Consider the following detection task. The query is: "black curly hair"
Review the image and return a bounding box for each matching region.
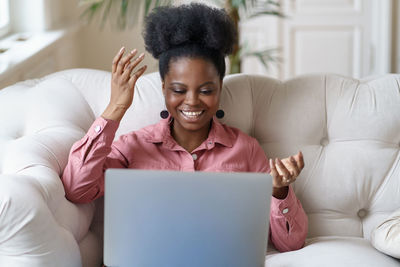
[143,3,237,81]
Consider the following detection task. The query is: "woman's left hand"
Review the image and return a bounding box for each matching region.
[269,151,304,189]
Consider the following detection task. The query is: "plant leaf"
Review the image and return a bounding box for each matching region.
[249,10,285,19]
[266,0,281,7]
[80,1,104,25]
[243,47,282,71]
[79,0,103,6]
[232,0,247,10]
[210,0,224,7]
[100,0,112,29]
[145,0,153,16]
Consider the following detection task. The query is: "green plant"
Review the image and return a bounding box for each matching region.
[218,0,284,73]
[79,0,284,74]
[79,0,172,29]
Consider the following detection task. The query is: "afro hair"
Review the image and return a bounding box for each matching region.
[143,3,236,58]
[142,3,237,80]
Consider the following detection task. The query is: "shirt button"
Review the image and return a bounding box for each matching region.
[192,154,198,160]
[94,125,101,133]
[282,208,289,214]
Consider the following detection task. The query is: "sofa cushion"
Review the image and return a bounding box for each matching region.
[371,209,400,259]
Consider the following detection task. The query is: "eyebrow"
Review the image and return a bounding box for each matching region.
[170,81,215,88]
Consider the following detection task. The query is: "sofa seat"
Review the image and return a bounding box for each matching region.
[267,236,399,266]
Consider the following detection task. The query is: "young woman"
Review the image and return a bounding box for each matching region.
[62,3,308,252]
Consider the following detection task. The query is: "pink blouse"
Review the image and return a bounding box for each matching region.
[61,116,308,252]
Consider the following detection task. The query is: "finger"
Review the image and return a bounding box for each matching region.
[269,159,279,177]
[122,52,145,80]
[112,47,125,73]
[276,158,291,179]
[274,158,285,177]
[281,157,294,175]
[121,62,133,82]
[121,49,138,72]
[282,157,296,177]
[123,50,139,71]
[288,156,300,177]
[128,65,147,85]
[296,151,305,169]
[121,52,144,81]
[117,49,138,75]
[281,157,290,166]
[269,159,285,187]
[129,52,145,71]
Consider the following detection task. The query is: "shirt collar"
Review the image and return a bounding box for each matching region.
[146,115,234,149]
[207,116,234,148]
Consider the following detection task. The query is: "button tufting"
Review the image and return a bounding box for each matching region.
[13,131,22,139]
[357,209,367,218]
[320,138,329,146]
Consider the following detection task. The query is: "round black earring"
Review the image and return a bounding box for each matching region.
[160,110,169,119]
[216,109,225,119]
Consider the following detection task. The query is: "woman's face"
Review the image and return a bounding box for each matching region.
[162,57,222,134]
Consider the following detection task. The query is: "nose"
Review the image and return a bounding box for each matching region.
[184,91,200,105]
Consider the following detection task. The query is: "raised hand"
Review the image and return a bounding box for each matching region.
[269,151,304,189]
[102,47,147,122]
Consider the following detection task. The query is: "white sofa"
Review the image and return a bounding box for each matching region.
[0,68,399,267]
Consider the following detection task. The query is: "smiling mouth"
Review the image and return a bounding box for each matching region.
[180,110,204,119]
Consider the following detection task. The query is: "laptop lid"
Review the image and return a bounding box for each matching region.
[104,169,272,267]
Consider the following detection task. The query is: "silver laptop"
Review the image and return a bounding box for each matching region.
[104,169,272,267]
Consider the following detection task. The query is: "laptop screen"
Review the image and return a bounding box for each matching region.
[104,169,272,267]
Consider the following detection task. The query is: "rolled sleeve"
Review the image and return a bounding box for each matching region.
[269,185,308,252]
[62,117,127,203]
[87,117,119,143]
[270,185,298,216]
[246,139,308,252]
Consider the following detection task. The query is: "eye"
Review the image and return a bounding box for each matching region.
[170,88,186,94]
[200,89,213,95]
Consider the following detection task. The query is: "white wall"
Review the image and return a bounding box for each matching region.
[1,0,158,89]
[9,0,47,32]
[54,0,158,73]
[9,0,80,31]
[2,0,399,89]
[77,23,158,73]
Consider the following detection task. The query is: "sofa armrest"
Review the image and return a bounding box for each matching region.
[0,174,91,266]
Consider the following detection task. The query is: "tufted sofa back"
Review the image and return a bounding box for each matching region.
[1,68,399,247]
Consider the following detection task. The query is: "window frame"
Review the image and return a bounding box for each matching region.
[0,0,10,38]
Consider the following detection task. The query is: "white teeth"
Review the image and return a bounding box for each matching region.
[181,110,203,117]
